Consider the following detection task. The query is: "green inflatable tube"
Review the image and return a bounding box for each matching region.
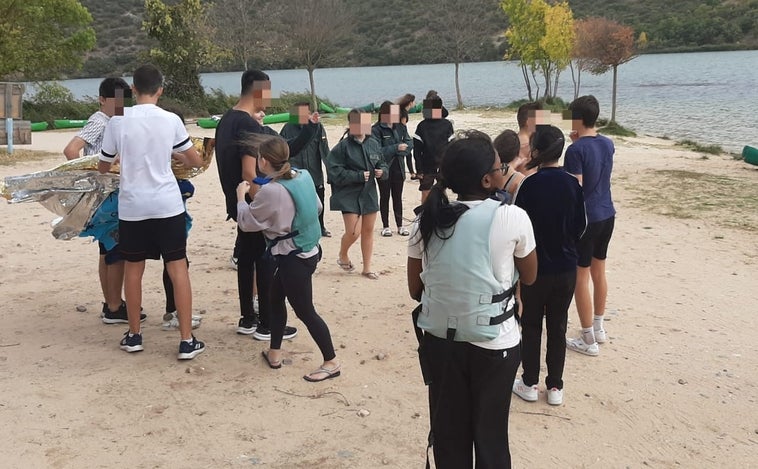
[409,102,423,113]
[54,119,88,129]
[319,102,335,113]
[197,118,219,129]
[31,122,49,132]
[335,107,351,113]
[262,112,290,124]
[743,145,758,166]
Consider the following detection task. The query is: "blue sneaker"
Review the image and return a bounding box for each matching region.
[178,336,205,360]
[120,331,143,353]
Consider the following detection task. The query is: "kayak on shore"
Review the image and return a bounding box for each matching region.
[54,119,88,129]
[743,145,758,166]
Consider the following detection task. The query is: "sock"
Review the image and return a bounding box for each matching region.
[593,315,604,331]
[182,338,193,344]
[581,327,596,345]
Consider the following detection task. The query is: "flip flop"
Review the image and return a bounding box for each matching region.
[361,272,379,280]
[261,350,282,369]
[303,365,341,382]
[336,259,355,272]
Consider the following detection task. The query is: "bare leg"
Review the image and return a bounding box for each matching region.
[589,258,608,317]
[574,266,593,329]
[105,261,125,312]
[339,213,361,264]
[123,260,145,334]
[421,189,430,205]
[98,254,108,303]
[360,212,377,273]
[165,258,193,340]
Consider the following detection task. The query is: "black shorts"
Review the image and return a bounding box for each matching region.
[419,172,438,191]
[118,213,187,263]
[98,242,122,265]
[576,216,615,267]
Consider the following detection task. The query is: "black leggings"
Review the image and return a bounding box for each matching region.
[269,251,335,361]
[378,174,405,228]
[424,334,520,468]
[235,228,275,328]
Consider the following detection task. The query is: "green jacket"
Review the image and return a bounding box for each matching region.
[280,123,329,188]
[326,135,388,214]
[371,122,411,177]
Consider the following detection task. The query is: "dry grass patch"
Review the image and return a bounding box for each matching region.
[0,149,58,166]
[625,169,758,231]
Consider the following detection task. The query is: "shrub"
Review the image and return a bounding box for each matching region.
[598,121,637,137]
[676,139,723,155]
[22,82,98,125]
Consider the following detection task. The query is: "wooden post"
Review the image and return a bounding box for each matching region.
[0,83,26,154]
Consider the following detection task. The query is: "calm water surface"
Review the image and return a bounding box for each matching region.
[39,50,758,153]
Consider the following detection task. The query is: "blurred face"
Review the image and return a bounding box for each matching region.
[380,104,400,124]
[349,112,372,137]
[252,81,272,111]
[100,88,128,117]
[289,104,310,124]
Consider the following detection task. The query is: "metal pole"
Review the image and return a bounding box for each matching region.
[5,118,12,154]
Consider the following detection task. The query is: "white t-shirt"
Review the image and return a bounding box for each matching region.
[408,199,536,350]
[99,104,193,221]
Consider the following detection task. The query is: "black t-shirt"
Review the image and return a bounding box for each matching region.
[215,109,263,220]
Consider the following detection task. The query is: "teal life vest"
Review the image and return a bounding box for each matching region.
[270,169,321,255]
[418,198,516,342]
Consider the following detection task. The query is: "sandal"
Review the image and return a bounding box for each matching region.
[336,259,355,272]
[361,272,379,280]
[381,227,393,237]
[398,226,410,236]
[303,365,341,382]
[261,350,282,369]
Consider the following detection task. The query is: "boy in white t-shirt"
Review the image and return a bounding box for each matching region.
[98,64,205,360]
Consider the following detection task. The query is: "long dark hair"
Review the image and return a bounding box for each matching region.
[418,130,497,253]
[526,125,565,169]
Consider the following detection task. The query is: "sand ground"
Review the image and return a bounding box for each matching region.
[1,110,756,468]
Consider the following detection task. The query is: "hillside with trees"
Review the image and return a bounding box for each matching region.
[12,0,758,80]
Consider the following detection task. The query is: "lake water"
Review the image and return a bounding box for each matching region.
[36,50,758,153]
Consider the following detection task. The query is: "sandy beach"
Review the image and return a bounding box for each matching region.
[1,110,756,468]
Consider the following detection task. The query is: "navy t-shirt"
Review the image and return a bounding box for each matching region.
[515,167,586,275]
[564,135,616,223]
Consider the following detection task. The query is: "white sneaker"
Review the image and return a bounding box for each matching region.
[594,328,607,344]
[547,387,563,406]
[230,255,238,271]
[512,379,538,402]
[566,337,599,356]
[162,311,202,330]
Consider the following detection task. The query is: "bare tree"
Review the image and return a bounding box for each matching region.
[280,0,353,110]
[436,0,502,109]
[573,17,637,123]
[209,0,282,71]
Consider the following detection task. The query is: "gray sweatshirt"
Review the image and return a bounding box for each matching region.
[237,179,322,258]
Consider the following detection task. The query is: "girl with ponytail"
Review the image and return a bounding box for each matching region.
[236,134,340,382]
[512,125,586,406]
[407,130,538,468]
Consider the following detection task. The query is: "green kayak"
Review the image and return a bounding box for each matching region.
[54,119,88,129]
[743,145,758,166]
[31,122,49,132]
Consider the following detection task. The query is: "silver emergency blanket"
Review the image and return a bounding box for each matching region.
[0,137,215,240]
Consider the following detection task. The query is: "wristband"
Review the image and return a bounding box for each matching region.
[252,176,272,186]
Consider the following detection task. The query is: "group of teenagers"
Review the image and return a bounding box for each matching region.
[65,64,616,467]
